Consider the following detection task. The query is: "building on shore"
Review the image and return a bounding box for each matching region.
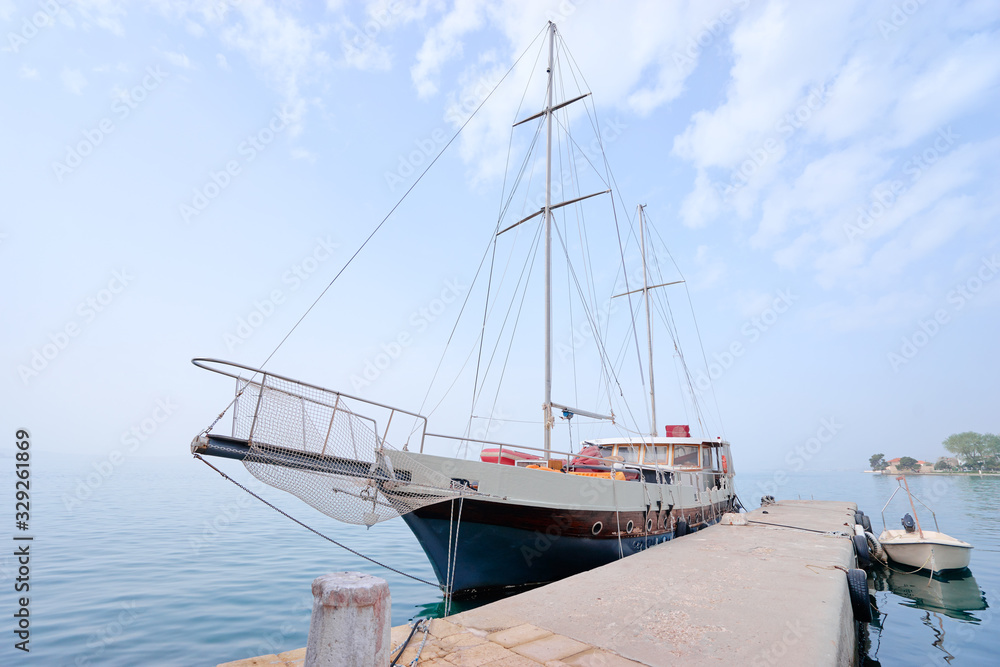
[884,457,935,474]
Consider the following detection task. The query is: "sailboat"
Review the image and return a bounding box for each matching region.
[190,22,738,598]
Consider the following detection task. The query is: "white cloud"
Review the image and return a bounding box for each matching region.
[73,0,128,36]
[337,17,393,71]
[18,66,39,80]
[216,53,230,70]
[413,1,755,187]
[890,31,1000,148]
[673,2,861,172]
[691,244,726,290]
[805,291,935,333]
[163,50,194,69]
[61,68,88,95]
[219,0,332,134]
[411,0,488,98]
[291,147,317,163]
[335,0,432,71]
[752,146,891,249]
[678,170,722,229]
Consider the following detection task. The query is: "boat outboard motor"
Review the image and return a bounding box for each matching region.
[901,513,916,533]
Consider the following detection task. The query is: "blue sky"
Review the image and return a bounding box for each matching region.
[2,0,998,475]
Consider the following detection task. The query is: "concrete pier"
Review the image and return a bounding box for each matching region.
[221,499,861,666]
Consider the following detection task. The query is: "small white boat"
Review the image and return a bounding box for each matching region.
[878,476,973,573]
[878,529,972,572]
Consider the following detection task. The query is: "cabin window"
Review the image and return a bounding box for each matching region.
[615,444,641,463]
[646,445,670,465]
[702,446,718,470]
[673,445,699,467]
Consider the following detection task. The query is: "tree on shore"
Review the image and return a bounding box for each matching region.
[897,456,920,472]
[934,458,953,471]
[869,453,887,471]
[943,432,1000,470]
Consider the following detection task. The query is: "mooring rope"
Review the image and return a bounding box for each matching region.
[746,519,839,535]
[883,551,934,576]
[193,454,442,590]
[390,619,427,667]
[443,496,465,616]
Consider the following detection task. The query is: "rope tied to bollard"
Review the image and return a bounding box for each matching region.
[390,619,428,666]
[193,454,443,590]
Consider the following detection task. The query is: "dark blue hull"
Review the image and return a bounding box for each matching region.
[402,499,724,597]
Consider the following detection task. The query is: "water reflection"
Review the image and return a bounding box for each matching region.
[412,586,538,620]
[872,567,988,622]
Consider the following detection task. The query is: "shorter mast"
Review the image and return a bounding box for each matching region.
[639,205,656,437]
[611,207,685,438]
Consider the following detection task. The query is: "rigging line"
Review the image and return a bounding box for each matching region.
[551,218,643,432]
[413,207,507,431]
[467,120,546,426]
[650,293,696,428]
[550,114,611,189]
[444,496,465,613]
[468,37,549,426]
[653,291,709,433]
[254,23,548,375]
[567,255,579,406]
[609,297,646,374]
[192,454,442,589]
[639,219,709,433]
[560,95,631,363]
[552,93,582,409]
[414,208,503,424]
[645,213,726,439]
[419,212,541,430]
[419,316,495,429]
[546,49,604,337]
[608,188,648,405]
[484,224,546,427]
[553,66,602,342]
[470,416,544,424]
[420,123,546,440]
[553,218,617,398]
[473,219,545,411]
[444,498,456,607]
[584,117,645,382]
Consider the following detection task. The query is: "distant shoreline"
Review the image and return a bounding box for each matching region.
[862,470,1000,476]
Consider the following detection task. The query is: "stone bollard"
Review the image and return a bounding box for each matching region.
[305,572,391,667]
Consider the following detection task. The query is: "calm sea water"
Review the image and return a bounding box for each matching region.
[0,457,995,666]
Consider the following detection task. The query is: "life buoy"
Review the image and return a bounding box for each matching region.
[721,455,728,473]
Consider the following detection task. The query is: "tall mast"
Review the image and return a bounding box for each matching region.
[639,205,656,436]
[543,21,555,455]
